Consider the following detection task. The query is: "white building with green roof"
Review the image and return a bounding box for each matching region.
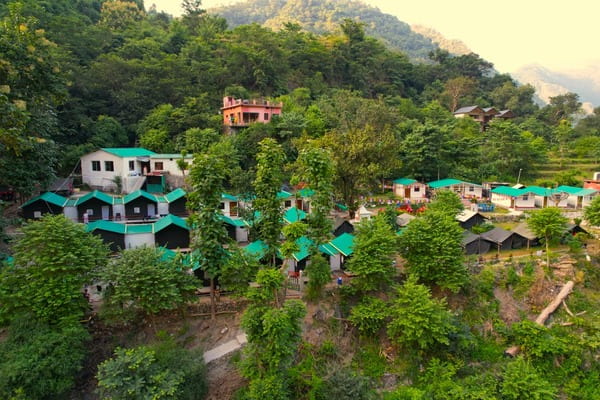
[80,148,194,193]
[392,177,427,202]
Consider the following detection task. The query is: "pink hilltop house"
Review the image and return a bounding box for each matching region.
[221,96,282,128]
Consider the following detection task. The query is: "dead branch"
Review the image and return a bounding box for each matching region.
[189,311,238,317]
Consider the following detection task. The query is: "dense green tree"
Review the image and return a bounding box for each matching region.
[501,357,557,400]
[188,141,233,319]
[527,207,567,267]
[96,340,208,400]
[253,138,286,265]
[346,215,398,292]
[399,211,467,292]
[539,92,582,126]
[387,277,457,351]
[0,317,89,400]
[98,247,198,324]
[584,196,600,227]
[0,215,107,324]
[349,297,389,336]
[426,189,464,216]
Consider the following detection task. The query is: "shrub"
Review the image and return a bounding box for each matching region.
[349,297,389,336]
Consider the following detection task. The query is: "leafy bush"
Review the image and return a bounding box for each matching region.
[349,297,389,336]
[0,318,89,400]
[96,340,207,400]
[501,357,557,400]
[388,277,457,351]
[352,344,388,379]
[319,368,377,400]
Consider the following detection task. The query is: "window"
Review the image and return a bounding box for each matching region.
[522,195,529,201]
[134,207,140,214]
[34,211,42,218]
[219,202,225,210]
[105,161,114,171]
[264,113,269,120]
[86,209,94,216]
[468,186,474,192]
[284,200,292,208]
[129,160,135,171]
[414,186,420,192]
[154,162,164,170]
[91,161,101,171]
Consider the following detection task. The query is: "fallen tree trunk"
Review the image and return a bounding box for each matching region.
[505,280,574,358]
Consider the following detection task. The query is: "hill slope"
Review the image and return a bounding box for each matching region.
[209,0,439,61]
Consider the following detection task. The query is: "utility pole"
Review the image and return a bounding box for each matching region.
[516,168,523,185]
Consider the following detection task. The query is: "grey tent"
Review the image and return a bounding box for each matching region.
[456,210,487,230]
[481,227,527,253]
[461,231,492,255]
[396,213,416,227]
[512,222,540,248]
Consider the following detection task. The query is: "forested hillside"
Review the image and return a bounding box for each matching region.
[2,0,598,202]
[210,0,438,61]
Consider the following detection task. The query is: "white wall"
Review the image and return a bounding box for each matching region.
[236,227,249,243]
[150,156,193,177]
[81,150,124,191]
[125,233,155,249]
[63,206,78,221]
[329,254,341,271]
[515,195,536,208]
[157,202,169,216]
[491,193,511,208]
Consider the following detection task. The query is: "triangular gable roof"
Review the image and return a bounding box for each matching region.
[123,190,158,204]
[454,105,483,115]
[154,214,189,232]
[330,233,355,257]
[277,190,293,200]
[100,148,156,157]
[75,190,115,206]
[456,210,487,223]
[496,109,515,118]
[297,188,315,198]
[358,205,373,216]
[283,207,307,224]
[292,236,314,262]
[85,220,127,234]
[244,240,269,260]
[393,177,418,185]
[220,214,249,227]
[21,192,68,208]
[462,230,480,246]
[221,193,238,202]
[319,243,340,257]
[164,188,187,203]
[482,107,498,115]
[481,227,514,244]
[512,222,538,241]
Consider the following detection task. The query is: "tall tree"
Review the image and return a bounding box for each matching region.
[527,208,567,267]
[346,215,398,292]
[0,215,107,324]
[253,138,286,265]
[98,247,198,324]
[399,210,467,292]
[584,196,600,227]
[188,141,233,319]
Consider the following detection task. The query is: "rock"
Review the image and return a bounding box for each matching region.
[313,309,325,322]
[220,326,229,334]
[382,373,398,389]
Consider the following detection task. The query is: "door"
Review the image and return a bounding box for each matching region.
[147,204,156,217]
[404,187,411,199]
[101,206,110,220]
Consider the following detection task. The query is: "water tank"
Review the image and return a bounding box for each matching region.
[594,172,600,181]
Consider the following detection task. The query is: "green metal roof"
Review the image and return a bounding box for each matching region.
[292,236,314,262]
[64,199,77,207]
[319,243,339,257]
[101,148,156,157]
[330,233,355,257]
[244,240,268,260]
[526,186,562,197]
[428,178,480,189]
[154,214,189,232]
[158,247,192,267]
[283,207,307,224]
[151,154,193,159]
[123,190,158,204]
[21,192,68,208]
[220,214,249,227]
[85,220,127,234]
[556,186,597,196]
[393,177,417,185]
[277,190,293,200]
[126,224,154,234]
[75,190,115,206]
[491,186,533,197]
[112,197,124,205]
[298,188,315,197]
[165,188,187,203]
[221,193,238,201]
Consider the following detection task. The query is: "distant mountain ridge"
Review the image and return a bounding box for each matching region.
[513,63,600,112]
[410,24,471,56]
[209,0,440,61]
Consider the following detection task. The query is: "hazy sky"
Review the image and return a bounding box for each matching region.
[149,0,599,73]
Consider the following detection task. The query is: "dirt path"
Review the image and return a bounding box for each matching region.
[203,333,247,363]
[493,287,523,325]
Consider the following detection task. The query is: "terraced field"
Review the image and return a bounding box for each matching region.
[534,155,599,183]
